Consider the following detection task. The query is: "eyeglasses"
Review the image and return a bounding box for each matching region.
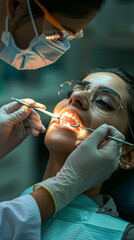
[33,0,83,41]
[58,80,134,144]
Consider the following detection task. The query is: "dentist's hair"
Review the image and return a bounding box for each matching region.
[90,68,134,144]
[30,0,105,18]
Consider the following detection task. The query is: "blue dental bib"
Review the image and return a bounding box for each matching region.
[21,186,129,240]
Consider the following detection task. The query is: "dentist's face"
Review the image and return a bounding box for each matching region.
[45,72,130,154]
[3,0,97,49]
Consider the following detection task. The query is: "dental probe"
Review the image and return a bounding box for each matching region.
[71,125,134,147]
[11,97,134,147]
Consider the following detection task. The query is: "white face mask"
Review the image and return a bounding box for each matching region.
[0,30,70,70]
[0,0,70,70]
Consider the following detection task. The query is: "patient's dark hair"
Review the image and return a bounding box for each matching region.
[90,68,134,144]
[30,0,105,18]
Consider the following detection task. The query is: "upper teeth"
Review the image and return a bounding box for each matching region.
[60,112,79,122]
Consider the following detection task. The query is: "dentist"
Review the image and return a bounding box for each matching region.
[0,1,125,240]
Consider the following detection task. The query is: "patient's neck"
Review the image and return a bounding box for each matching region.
[42,151,68,180]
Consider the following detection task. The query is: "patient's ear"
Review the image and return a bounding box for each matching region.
[119,145,134,170]
[6,0,25,19]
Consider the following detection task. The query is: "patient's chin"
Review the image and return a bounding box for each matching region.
[44,130,76,154]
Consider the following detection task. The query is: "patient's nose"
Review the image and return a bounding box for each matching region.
[68,91,90,110]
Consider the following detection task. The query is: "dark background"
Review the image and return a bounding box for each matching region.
[0,0,134,200]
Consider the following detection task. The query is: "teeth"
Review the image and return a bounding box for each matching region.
[72,116,76,120]
[68,113,73,118]
[60,120,71,128]
[54,111,86,135]
[61,121,78,131]
[60,111,80,123]
[61,113,66,117]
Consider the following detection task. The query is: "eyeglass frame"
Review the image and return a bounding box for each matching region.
[58,80,134,143]
[33,0,83,41]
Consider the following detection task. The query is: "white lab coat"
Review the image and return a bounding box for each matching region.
[0,195,41,240]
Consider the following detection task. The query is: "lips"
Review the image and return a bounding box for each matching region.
[54,109,84,132]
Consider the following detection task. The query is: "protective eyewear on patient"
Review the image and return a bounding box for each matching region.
[33,0,83,41]
[58,80,134,143]
[58,80,123,115]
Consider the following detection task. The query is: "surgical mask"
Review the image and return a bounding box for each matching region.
[0,0,70,70]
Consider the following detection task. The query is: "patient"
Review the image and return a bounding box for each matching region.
[21,68,134,239]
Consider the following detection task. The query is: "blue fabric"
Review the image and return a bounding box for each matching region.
[21,186,129,240]
[0,195,41,240]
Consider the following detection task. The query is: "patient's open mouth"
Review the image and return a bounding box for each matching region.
[54,110,83,132]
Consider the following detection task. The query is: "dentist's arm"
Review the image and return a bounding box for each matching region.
[33,124,125,215]
[0,124,124,237]
[0,195,41,240]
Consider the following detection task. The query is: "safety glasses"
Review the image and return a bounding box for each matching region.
[33,0,83,41]
[58,80,134,145]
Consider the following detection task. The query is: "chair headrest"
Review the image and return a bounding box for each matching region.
[101,168,134,223]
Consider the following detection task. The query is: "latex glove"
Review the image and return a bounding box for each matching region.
[0,99,46,159]
[34,124,125,213]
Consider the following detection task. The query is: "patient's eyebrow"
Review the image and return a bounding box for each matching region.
[83,81,121,99]
[82,80,121,100]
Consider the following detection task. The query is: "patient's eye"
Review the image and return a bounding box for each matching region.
[91,90,119,112]
[94,96,116,111]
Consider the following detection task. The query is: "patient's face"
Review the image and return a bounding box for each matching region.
[45,72,130,154]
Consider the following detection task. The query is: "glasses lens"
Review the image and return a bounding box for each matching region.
[91,89,121,115]
[58,80,86,99]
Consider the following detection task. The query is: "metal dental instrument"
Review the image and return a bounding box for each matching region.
[70,123,134,146]
[11,97,59,119]
[11,97,134,147]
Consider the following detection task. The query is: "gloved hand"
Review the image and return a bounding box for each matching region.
[0,99,46,159]
[34,124,125,213]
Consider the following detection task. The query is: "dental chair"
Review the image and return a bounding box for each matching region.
[101,168,134,223]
